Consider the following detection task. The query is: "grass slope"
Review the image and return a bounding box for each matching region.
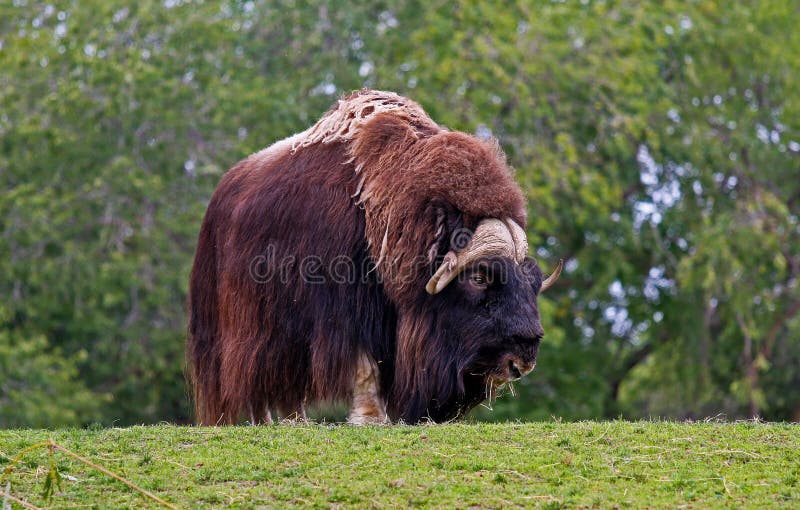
[0,422,798,509]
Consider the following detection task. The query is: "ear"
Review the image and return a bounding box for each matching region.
[423,202,465,266]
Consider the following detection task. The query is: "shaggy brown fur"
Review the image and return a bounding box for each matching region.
[187,90,535,424]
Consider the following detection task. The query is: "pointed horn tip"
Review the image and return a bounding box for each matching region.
[426,274,451,295]
[540,258,563,293]
[425,252,457,295]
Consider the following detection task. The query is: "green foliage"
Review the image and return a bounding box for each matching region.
[0,423,798,508]
[0,0,797,426]
[0,332,101,427]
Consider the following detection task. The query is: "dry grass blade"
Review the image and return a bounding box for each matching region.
[49,441,179,510]
[0,484,42,510]
[0,439,179,510]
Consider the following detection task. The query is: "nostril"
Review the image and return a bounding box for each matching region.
[512,334,543,345]
[508,359,522,379]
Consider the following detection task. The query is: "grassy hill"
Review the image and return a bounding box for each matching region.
[1,422,797,508]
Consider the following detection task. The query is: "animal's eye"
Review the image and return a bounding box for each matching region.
[470,272,489,287]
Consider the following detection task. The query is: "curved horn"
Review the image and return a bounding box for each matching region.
[425,218,525,295]
[540,259,563,293]
[504,218,528,262]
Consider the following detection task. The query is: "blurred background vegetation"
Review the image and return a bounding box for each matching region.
[1,0,798,427]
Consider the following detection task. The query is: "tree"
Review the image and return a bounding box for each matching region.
[1,0,797,426]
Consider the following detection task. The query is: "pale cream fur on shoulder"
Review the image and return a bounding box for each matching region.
[291,89,438,152]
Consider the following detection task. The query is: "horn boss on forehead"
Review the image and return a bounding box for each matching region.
[425,218,528,295]
[425,217,562,295]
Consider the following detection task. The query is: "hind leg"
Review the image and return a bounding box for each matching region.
[248,403,273,425]
[347,352,388,425]
[276,402,307,422]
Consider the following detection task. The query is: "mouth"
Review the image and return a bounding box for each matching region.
[486,357,535,384]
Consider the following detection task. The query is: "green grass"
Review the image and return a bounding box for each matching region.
[1,421,798,509]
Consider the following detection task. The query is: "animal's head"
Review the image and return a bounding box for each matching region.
[389,217,561,422]
[423,219,561,415]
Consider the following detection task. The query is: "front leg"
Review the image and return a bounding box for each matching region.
[347,352,389,424]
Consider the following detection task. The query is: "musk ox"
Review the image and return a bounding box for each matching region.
[187,89,561,425]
